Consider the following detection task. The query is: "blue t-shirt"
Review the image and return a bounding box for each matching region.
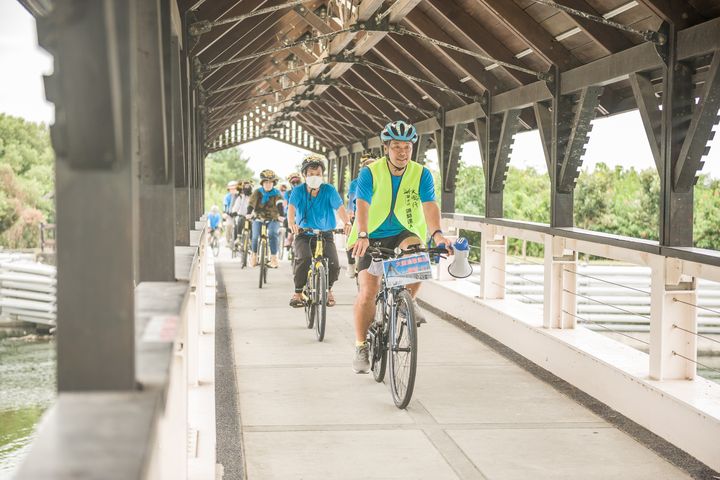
[208,212,222,229]
[355,162,435,239]
[223,193,234,213]
[347,178,358,212]
[289,183,343,232]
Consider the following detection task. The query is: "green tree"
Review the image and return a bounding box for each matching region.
[204,147,254,211]
[0,114,55,248]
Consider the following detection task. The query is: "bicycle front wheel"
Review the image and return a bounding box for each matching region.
[315,265,327,342]
[240,232,249,268]
[388,289,418,409]
[258,240,266,289]
[212,237,220,257]
[369,296,387,383]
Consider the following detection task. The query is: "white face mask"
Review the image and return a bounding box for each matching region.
[305,175,324,190]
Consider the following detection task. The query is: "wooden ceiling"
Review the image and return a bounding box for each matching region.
[180,0,720,152]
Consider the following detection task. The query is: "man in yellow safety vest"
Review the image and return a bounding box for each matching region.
[347,120,452,374]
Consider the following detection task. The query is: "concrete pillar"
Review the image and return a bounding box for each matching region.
[543,236,577,329]
[479,225,506,300]
[44,1,137,390]
[649,256,698,380]
[135,0,175,281]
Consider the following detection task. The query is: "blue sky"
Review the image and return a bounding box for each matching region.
[1,0,718,180]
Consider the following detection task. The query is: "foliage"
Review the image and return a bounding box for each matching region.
[204,147,254,211]
[440,160,720,258]
[0,114,54,249]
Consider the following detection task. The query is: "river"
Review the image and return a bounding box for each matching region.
[0,332,55,479]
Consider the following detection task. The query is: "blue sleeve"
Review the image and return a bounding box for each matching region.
[327,185,343,210]
[289,185,302,208]
[419,167,436,202]
[223,193,231,210]
[355,167,374,204]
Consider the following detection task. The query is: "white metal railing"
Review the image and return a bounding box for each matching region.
[0,255,56,327]
[145,224,209,479]
[442,213,720,381]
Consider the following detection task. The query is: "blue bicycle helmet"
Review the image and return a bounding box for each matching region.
[380,120,418,143]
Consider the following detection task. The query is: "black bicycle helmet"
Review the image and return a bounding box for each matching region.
[300,154,326,175]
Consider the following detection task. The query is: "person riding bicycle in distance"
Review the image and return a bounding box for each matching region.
[347,120,453,374]
[287,155,352,308]
[208,205,222,234]
[247,170,284,269]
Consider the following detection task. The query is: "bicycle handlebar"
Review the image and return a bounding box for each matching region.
[369,244,449,259]
[297,227,345,235]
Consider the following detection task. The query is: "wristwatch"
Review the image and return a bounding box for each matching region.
[358,231,368,239]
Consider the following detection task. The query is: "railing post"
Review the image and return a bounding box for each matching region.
[649,256,697,380]
[544,236,577,328]
[480,225,505,299]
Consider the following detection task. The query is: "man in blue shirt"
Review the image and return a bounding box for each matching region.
[345,155,377,278]
[287,155,352,308]
[348,121,452,374]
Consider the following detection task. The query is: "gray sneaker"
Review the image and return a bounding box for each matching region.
[352,343,370,374]
[412,299,427,327]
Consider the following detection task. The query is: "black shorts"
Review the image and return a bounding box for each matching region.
[356,230,419,273]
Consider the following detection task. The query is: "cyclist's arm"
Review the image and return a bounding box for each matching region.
[352,198,370,257]
[287,204,299,234]
[336,205,351,235]
[422,201,452,252]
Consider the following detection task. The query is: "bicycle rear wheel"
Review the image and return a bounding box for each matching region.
[369,297,387,383]
[315,265,327,342]
[388,289,418,409]
[258,239,266,289]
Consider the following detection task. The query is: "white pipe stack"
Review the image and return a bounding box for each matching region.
[0,254,57,326]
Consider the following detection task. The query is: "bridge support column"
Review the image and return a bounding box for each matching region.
[39,1,137,390]
[543,236,577,329]
[135,0,176,281]
[649,257,698,380]
[172,35,190,246]
[479,225,506,299]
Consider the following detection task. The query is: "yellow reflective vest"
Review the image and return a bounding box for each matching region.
[347,157,427,247]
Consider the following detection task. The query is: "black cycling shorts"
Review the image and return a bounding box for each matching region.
[355,230,420,273]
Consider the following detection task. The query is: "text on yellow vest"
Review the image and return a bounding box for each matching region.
[347,157,427,248]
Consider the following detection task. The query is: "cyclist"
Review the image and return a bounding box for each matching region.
[223,180,239,244]
[345,154,377,278]
[208,205,222,234]
[347,121,452,374]
[247,170,284,269]
[283,172,303,254]
[287,155,352,308]
[231,180,253,245]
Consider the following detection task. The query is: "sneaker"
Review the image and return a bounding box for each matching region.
[269,255,279,268]
[352,343,370,374]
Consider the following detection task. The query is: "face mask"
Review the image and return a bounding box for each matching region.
[306,176,323,190]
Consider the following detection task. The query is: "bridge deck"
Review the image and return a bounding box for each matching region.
[217,255,691,480]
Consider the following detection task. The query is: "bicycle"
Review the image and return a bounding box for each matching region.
[209,228,221,257]
[366,244,448,409]
[300,228,343,342]
[256,219,272,289]
[237,216,251,268]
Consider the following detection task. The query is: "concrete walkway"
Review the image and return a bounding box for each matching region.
[218,256,692,480]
